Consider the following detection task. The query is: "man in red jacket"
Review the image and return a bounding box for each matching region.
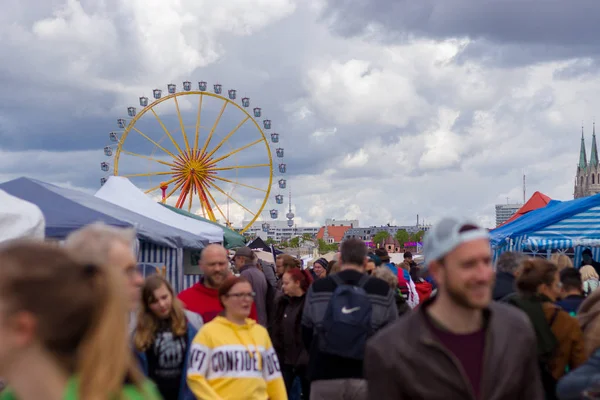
[178,244,258,323]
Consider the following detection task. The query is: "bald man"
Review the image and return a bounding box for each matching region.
[178,244,258,323]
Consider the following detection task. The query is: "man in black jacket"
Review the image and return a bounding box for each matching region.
[492,251,524,301]
[302,238,397,400]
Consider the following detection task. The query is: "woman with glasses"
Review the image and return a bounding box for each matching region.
[187,276,287,400]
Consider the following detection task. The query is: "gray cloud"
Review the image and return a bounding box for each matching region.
[2,0,599,230]
[320,0,600,65]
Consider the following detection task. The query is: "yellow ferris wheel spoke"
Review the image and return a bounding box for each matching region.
[131,127,178,159]
[202,116,250,161]
[205,179,256,216]
[199,178,229,224]
[193,94,203,152]
[122,171,174,178]
[144,175,179,194]
[209,163,270,172]
[174,96,191,154]
[199,101,228,156]
[121,150,177,168]
[207,138,263,166]
[211,175,267,193]
[150,108,184,155]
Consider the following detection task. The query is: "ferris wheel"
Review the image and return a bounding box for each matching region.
[100,81,288,233]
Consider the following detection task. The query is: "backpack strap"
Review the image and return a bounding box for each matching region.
[331,273,344,286]
[357,274,370,288]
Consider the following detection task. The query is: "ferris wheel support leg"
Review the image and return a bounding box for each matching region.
[192,176,216,222]
[175,177,192,209]
[196,175,226,223]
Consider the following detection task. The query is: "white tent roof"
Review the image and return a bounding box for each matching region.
[95,177,223,243]
[0,189,45,242]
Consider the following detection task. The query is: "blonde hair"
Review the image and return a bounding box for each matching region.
[134,275,187,352]
[372,267,398,290]
[0,240,144,400]
[328,260,341,275]
[581,265,599,281]
[64,222,136,266]
[550,253,573,271]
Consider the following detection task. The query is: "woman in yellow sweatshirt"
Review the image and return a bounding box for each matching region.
[187,276,288,400]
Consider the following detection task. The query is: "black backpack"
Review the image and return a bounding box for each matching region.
[317,274,373,360]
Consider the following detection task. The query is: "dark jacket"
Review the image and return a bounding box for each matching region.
[556,295,586,316]
[557,348,600,400]
[240,264,268,327]
[395,290,410,317]
[364,297,544,400]
[301,268,397,382]
[492,271,516,301]
[272,294,309,368]
[136,323,197,400]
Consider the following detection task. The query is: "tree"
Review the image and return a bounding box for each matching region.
[302,233,313,241]
[265,237,275,245]
[289,237,301,248]
[372,231,390,247]
[411,230,426,242]
[395,229,410,247]
[279,240,289,248]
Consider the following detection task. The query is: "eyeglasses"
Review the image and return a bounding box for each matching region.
[226,292,256,300]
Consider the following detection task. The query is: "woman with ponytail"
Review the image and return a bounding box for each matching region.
[0,240,160,400]
[134,274,197,400]
[505,257,586,399]
[272,268,313,399]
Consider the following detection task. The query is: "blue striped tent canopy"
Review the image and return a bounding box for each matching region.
[491,192,600,252]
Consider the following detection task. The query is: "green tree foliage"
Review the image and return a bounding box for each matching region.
[318,239,338,254]
[372,231,390,246]
[289,237,301,248]
[395,229,410,247]
[265,237,276,245]
[411,230,426,242]
[302,233,313,241]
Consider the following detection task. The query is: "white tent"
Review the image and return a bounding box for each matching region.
[95,177,223,244]
[0,189,45,242]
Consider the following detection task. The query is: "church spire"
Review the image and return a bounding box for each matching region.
[580,125,588,169]
[591,122,599,167]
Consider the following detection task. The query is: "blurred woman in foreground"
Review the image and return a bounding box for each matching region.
[0,241,159,400]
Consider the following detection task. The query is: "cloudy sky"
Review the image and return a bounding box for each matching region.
[1,0,599,230]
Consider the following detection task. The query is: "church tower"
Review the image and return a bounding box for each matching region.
[574,123,600,198]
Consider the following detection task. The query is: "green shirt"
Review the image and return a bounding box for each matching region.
[0,377,163,400]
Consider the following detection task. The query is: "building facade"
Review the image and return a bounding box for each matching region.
[574,124,600,199]
[343,224,431,242]
[495,204,522,227]
[325,218,359,228]
[242,220,319,242]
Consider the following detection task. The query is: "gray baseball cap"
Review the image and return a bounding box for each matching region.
[423,217,489,267]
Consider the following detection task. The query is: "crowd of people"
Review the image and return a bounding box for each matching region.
[4,217,600,399]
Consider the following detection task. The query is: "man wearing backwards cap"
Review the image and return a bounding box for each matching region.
[364,217,543,400]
